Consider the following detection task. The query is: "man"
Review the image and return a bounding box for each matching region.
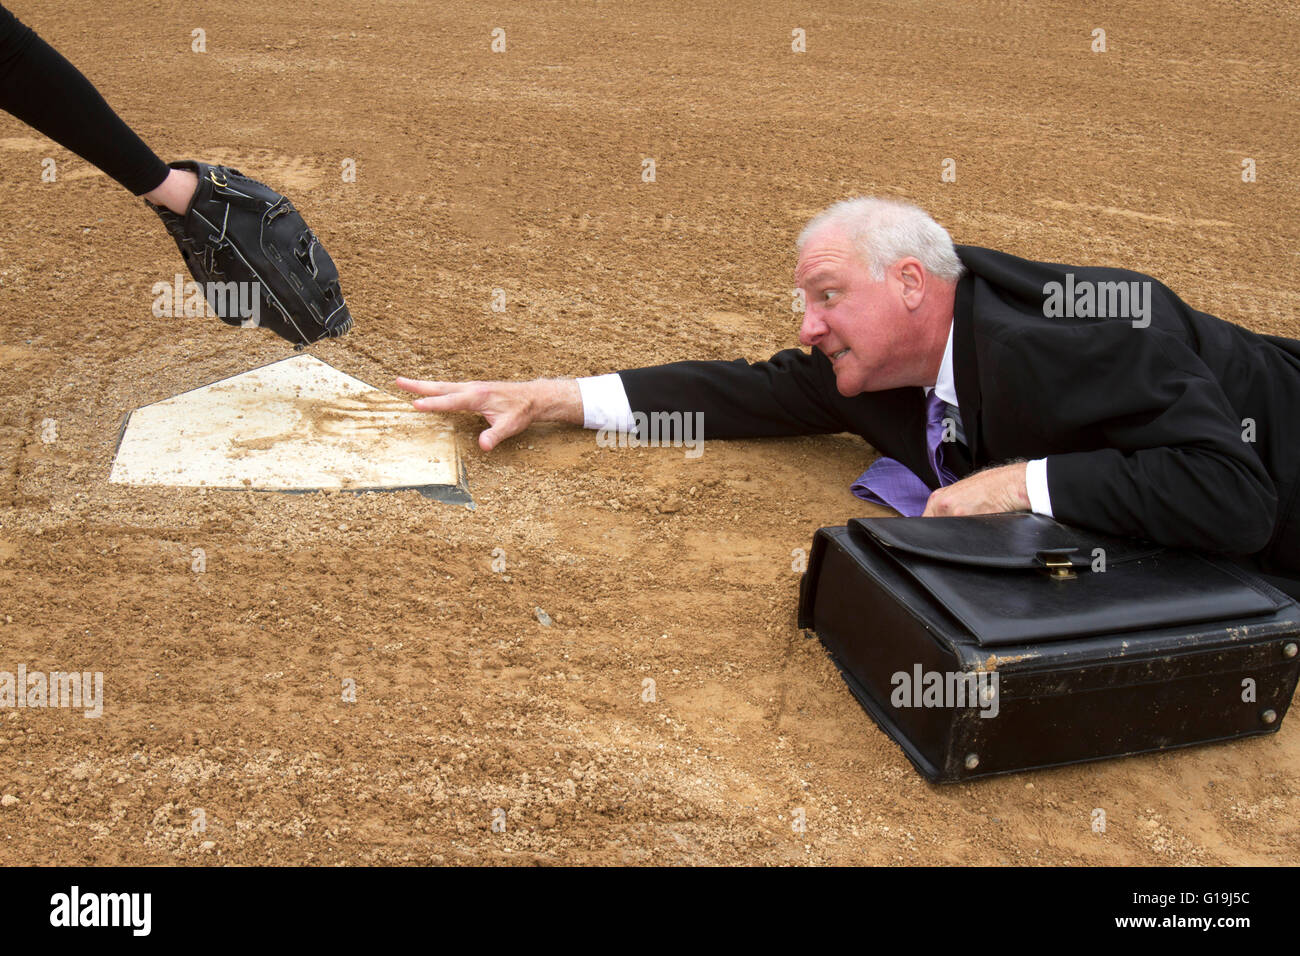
[395,197,1300,595]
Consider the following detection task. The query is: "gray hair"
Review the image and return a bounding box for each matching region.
[796,197,965,282]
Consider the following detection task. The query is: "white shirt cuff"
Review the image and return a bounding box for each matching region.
[577,373,637,433]
[1025,458,1054,517]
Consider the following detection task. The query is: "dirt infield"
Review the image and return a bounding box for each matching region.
[1,0,1297,865]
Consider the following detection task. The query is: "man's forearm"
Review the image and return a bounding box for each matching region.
[528,378,585,425]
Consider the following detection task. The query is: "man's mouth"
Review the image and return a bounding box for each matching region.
[831,347,850,363]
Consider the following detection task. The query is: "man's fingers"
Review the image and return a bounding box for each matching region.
[409,390,490,413]
[393,377,446,396]
[922,489,951,517]
[479,414,527,452]
[393,377,482,398]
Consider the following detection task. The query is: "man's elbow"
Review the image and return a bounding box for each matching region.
[1225,510,1277,557]
[1202,472,1278,555]
[1211,512,1276,556]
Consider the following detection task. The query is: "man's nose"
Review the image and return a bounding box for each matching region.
[799,305,827,347]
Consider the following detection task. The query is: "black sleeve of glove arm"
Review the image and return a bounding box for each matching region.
[0,3,169,195]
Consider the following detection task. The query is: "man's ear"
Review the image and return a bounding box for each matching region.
[896,258,926,310]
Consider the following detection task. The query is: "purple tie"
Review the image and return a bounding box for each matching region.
[851,391,959,516]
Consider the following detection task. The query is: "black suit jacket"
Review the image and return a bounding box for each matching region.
[618,245,1300,575]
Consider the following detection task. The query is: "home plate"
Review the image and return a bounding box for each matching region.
[110,354,471,503]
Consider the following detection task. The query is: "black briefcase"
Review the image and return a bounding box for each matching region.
[797,514,1300,782]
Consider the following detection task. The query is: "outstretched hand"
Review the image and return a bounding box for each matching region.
[393,377,583,452]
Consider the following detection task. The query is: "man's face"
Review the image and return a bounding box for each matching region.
[796,227,915,396]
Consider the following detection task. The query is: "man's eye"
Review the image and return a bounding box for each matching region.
[823,290,837,301]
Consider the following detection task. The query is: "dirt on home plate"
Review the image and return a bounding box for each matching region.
[0,0,1297,865]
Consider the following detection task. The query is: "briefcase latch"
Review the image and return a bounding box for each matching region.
[1036,549,1079,581]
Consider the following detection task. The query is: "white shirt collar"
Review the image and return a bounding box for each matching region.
[923,318,958,407]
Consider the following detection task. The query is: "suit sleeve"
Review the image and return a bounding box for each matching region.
[617,348,853,439]
[1002,323,1279,554]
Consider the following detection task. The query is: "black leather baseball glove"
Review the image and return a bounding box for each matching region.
[146,160,353,345]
